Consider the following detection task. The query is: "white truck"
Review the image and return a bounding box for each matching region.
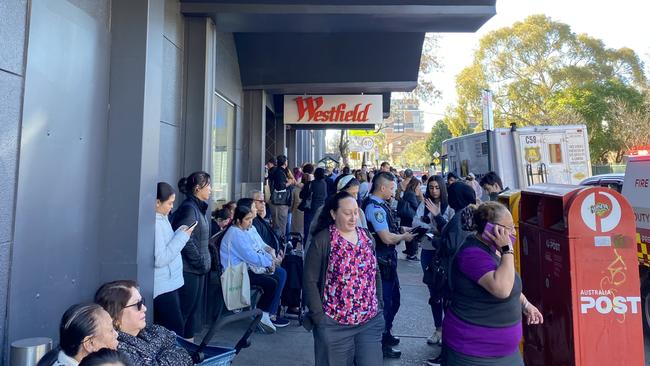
[442,124,592,189]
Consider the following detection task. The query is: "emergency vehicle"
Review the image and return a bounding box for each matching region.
[621,155,650,334]
[442,125,592,189]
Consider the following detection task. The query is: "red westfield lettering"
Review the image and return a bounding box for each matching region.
[294,96,372,123]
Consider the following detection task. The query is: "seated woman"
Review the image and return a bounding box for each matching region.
[38,303,118,366]
[219,201,286,333]
[94,280,193,366]
[78,349,132,366]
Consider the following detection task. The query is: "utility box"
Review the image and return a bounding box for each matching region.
[520,184,644,366]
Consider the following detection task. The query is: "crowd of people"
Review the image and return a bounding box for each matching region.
[38,153,541,366]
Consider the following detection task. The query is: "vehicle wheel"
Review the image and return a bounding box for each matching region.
[641,277,650,336]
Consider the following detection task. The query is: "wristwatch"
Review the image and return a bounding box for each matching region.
[500,245,514,255]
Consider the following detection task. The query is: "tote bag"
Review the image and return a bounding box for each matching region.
[221,240,251,310]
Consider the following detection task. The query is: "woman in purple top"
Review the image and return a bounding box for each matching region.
[440,202,543,366]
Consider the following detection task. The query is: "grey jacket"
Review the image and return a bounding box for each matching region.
[118,325,193,366]
[302,228,383,330]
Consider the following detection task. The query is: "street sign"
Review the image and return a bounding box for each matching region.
[433,151,440,158]
[361,137,375,151]
[481,89,494,131]
[433,158,440,165]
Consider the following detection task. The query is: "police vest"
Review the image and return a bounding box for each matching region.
[362,197,399,251]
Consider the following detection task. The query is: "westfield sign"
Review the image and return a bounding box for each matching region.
[284,95,382,126]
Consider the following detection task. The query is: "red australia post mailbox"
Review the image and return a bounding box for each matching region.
[520,184,644,366]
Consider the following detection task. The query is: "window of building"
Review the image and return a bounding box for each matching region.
[211,93,235,203]
[549,143,563,163]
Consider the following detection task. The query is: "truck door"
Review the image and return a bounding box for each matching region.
[518,133,545,186]
[540,132,571,184]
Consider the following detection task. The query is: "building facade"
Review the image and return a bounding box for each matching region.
[0,0,495,360]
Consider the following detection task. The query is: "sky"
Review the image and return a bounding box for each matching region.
[420,0,650,130]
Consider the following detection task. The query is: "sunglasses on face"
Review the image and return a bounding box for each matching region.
[124,298,145,311]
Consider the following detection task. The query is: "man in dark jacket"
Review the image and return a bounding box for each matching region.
[251,190,281,252]
[268,155,294,238]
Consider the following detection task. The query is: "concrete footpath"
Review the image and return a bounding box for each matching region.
[204,243,441,366]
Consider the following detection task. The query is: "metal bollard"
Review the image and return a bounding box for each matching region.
[10,338,52,366]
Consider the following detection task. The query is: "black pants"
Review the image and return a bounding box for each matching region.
[404,240,418,256]
[248,271,279,313]
[179,272,207,338]
[154,289,184,336]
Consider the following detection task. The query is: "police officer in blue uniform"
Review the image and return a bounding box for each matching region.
[364,171,416,359]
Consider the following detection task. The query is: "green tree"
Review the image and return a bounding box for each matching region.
[398,140,429,169]
[446,14,647,161]
[426,120,452,158]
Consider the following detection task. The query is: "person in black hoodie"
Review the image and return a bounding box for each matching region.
[398,177,424,260]
[301,167,328,241]
[171,171,212,340]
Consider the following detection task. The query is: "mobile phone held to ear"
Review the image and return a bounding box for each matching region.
[482,222,516,247]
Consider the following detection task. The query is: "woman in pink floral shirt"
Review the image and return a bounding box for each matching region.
[303,191,384,366]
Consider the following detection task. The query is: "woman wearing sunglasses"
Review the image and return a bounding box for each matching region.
[94,280,193,366]
[437,201,543,366]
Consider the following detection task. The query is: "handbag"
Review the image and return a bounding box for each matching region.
[297,192,312,212]
[271,189,291,206]
[422,252,447,292]
[221,239,251,310]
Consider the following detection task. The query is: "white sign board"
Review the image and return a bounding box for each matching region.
[361,137,375,151]
[284,95,382,125]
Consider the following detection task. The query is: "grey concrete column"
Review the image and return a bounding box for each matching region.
[286,126,297,168]
[100,0,164,301]
[0,1,29,360]
[241,90,266,195]
[184,17,214,175]
[272,116,286,158]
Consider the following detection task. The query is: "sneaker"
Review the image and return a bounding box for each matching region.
[406,254,419,261]
[427,329,442,345]
[259,312,276,333]
[425,354,442,366]
[271,316,290,328]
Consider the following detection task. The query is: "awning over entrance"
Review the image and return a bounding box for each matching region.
[181,0,496,116]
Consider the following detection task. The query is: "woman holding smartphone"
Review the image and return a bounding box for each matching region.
[154,182,194,336]
[413,175,454,348]
[439,201,543,366]
[171,171,212,341]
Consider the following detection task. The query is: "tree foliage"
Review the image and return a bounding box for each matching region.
[400,33,443,105]
[426,120,452,158]
[444,14,647,162]
[398,140,429,169]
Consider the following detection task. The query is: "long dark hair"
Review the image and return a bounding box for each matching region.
[94,280,138,330]
[232,198,254,226]
[425,175,448,214]
[79,348,132,366]
[310,191,355,236]
[178,171,211,197]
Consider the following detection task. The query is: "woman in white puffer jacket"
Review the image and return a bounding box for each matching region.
[154,182,194,336]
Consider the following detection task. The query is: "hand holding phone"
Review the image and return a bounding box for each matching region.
[183,221,198,233]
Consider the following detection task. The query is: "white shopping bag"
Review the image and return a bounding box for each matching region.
[221,241,251,310]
